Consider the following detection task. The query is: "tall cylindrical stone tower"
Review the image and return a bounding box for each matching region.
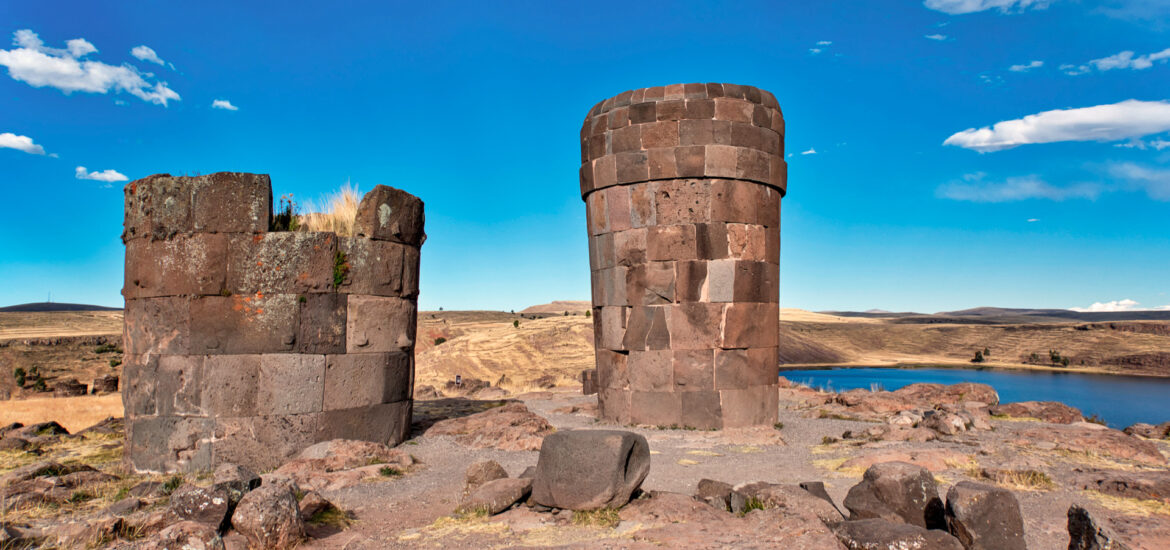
[579,83,785,429]
[121,173,424,472]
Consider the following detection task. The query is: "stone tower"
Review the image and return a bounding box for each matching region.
[579,83,785,429]
[121,172,423,472]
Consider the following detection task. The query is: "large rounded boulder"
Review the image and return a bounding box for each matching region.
[531,430,650,510]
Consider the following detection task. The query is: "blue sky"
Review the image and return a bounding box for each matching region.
[1,0,1168,313]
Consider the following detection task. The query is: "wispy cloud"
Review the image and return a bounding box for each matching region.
[943,99,1170,152]
[1027,218,1039,222]
[0,132,46,155]
[1009,60,1044,72]
[937,173,1102,202]
[1108,162,1170,200]
[801,148,817,155]
[0,29,180,106]
[1096,0,1170,27]
[924,0,1053,15]
[1090,47,1170,71]
[130,45,165,66]
[211,99,239,111]
[75,166,127,183]
[1114,138,1170,150]
[1060,63,1091,76]
[925,34,949,41]
[1070,298,1170,312]
[817,40,833,46]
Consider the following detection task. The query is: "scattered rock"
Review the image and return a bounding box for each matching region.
[1124,422,1170,440]
[840,448,969,473]
[1,460,92,486]
[169,484,232,529]
[992,401,1084,423]
[135,520,225,550]
[945,481,1026,550]
[105,497,143,517]
[128,480,165,498]
[53,517,123,548]
[733,482,844,524]
[531,429,650,510]
[414,385,442,399]
[92,374,119,394]
[52,378,87,397]
[76,416,122,436]
[459,478,533,515]
[1016,424,1166,465]
[297,491,335,522]
[696,478,733,511]
[1071,469,1170,501]
[273,439,413,491]
[471,386,511,400]
[833,518,964,550]
[0,437,30,451]
[463,460,509,499]
[232,484,305,550]
[843,461,946,529]
[425,402,555,451]
[799,481,843,515]
[856,424,938,442]
[12,422,68,439]
[1068,504,1132,550]
[212,462,260,508]
[922,411,968,435]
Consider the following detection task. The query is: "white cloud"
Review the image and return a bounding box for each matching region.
[937,173,1102,202]
[1070,299,1170,312]
[130,45,165,66]
[817,40,833,46]
[75,166,127,183]
[0,132,46,155]
[1113,138,1170,150]
[925,34,949,41]
[1108,162,1170,200]
[943,99,1170,152]
[1026,218,1039,222]
[801,148,817,155]
[1090,47,1170,71]
[211,99,238,111]
[809,48,823,55]
[925,0,1053,14]
[1009,60,1044,72]
[1060,63,1090,75]
[0,29,180,106]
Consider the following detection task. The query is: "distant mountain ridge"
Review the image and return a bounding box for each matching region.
[822,306,1170,323]
[0,302,122,313]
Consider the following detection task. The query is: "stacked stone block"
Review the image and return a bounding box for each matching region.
[580,83,785,429]
[122,173,424,472]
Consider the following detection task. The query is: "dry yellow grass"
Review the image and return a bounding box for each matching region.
[300,183,360,236]
[0,311,122,340]
[1085,491,1170,517]
[0,393,123,432]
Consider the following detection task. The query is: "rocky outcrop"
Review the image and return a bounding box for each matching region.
[273,439,413,491]
[231,484,304,549]
[425,402,555,451]
[1124,422,1170,439]
[463,460,509,499]
[1068,504,1132,550]
[1015,424,1166,465]
[459,478,533,515]
[843,462,945,530]
[531,430,650,510]
[992,401,1084,423]
[731,482,844,524]
[169,484,232,530]
[945,481,1026,550]
[1071,469,1170,501]
[833,518,964,550]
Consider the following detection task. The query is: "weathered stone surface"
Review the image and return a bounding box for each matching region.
[459,478,533,516]
[732,482,843,524]
[696,478,733,511]
[297,491,334,522]
[992,400,1084,423]
[464,460,509,499]
[189,294,298,355]
[945,481,1026,550]
[346,295,416,352]
[426,402,553,451]
[353,184,425,246]
[124,233,228,298]
[212,462,260,507]
[226,232,337,295]
[169,484,231,529]
[323,352,411,409]
[92,374,120,394]
[1071,469,1170,501]
[52,378,87,397]
[1068,504,1132,550]
[531,430,650,510]
[1015,424,1166,465]
[1124,422,1170,439]
[843,461,946,529]
[833,518,964,550]
[232,484,304,549]
[135,520,225,550]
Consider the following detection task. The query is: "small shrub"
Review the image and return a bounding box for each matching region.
[1085,413,1107,426]
[773,422,784,430]
[433,337,447,346]
[738,496,767,516]
[68,490,95,504]
[821,436,838,445]
[513,320,520,328]
[332,250,350,288]
[109,358,122,368]
[300,183,360,236]
[971,350,984,363]
[983,347,991,357]
[272,194,300,231]
[378,466,402,477]
[95,344,122,354]
[161,475,184,495]
[308,506,353,528]
[13,367,25,386]
[1061,357,1070,367]
[585,310,591,318]
[32,378,47,392]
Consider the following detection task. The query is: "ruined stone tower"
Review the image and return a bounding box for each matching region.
[580,83,785,429]
[122,172,423,472]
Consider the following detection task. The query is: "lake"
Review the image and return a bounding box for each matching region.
[780,366,1170,429]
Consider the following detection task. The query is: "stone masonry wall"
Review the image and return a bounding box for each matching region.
[579,83,785,429]
[122,173,424,472]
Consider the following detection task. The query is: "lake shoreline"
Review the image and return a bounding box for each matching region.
[779,360,1170,379]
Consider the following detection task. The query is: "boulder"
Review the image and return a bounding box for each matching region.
[105,497,143,517]
[297,491,335,522]
[799,481,843,515]
[531,430,650,510]
[696,478,733,511]
[12,422,67,439]
[1068,504,1132,550]
[92,374,119,394]
[463,460,509,499]
[840,449,968,473]
[232,484,304,549]
[833,518,964,550]
[459,478,533,515]
[212,462,260,508]
[53,517,123,548]
[732,482,844,524]
[169,484,232,530]
[922,411,968,435]
[353,184,425,246]
[273,439,413,491]
[52,378,87,397]
[945,481,1026,550]
[1015,425,1166,465]
[0,437,30,451]
[992,401,1083,423]
[425,402,555,451]
[843,462,945,530]
[892,383,999,407]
